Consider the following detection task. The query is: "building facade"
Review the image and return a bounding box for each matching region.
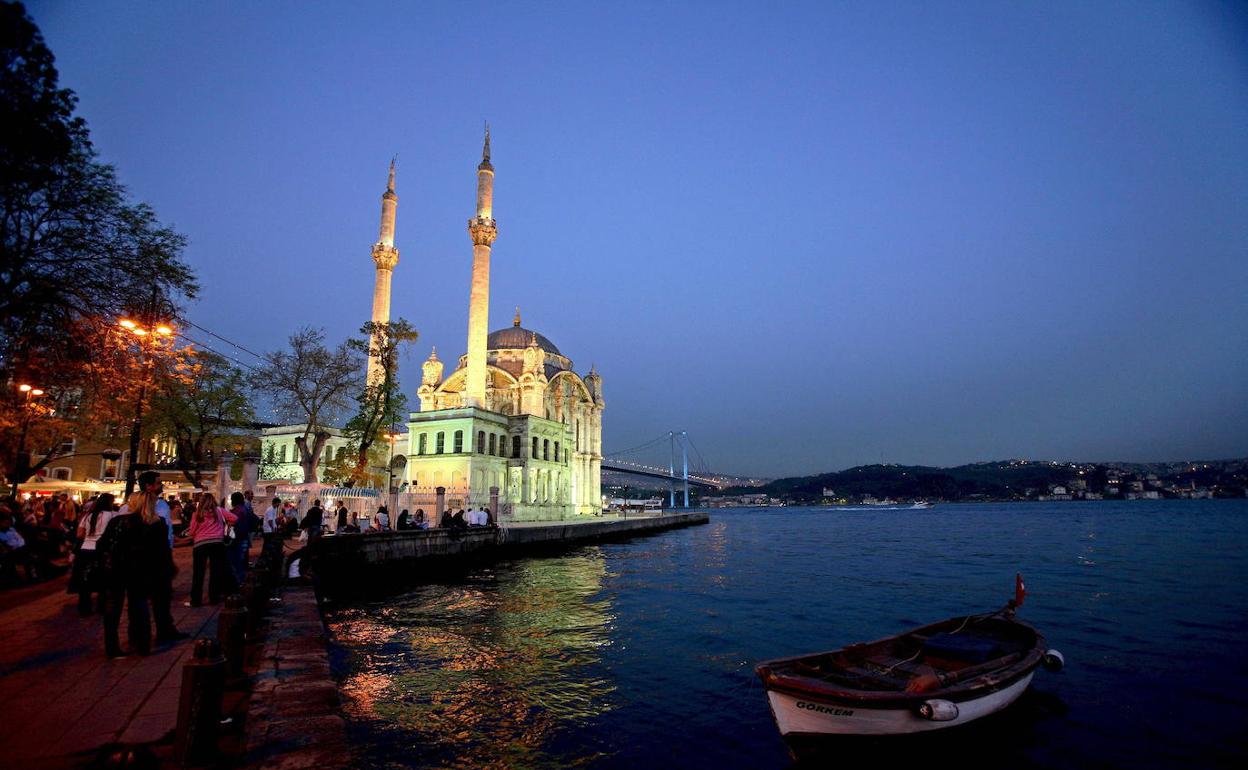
[408,131,603,519]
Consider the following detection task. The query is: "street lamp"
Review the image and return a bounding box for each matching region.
[12,383,46,499]
[118,317,174,497]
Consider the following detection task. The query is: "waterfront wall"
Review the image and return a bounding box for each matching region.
[306,512,708,599]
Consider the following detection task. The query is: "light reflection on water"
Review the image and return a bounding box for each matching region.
[328,501,1248,769]
[330,550,616,769]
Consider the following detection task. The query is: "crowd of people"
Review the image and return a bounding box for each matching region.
[2,482,501,657]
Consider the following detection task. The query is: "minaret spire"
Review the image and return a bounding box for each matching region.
[514,306,521,327]
[465,126,498,407]
[368,159,401,384]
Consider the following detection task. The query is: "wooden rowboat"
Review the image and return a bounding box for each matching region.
[755,575,1063,746]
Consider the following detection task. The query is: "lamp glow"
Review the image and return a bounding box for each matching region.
[119,319,137,329]
[18,384,31,392]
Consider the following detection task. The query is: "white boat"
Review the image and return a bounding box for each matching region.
[755,576,1063,751]
[910,501,934,509]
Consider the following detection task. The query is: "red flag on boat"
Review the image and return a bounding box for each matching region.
[1015,572,1026,607]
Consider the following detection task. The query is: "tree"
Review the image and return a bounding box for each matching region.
[146,350,254,488]
[343,319,418,485]
[0,2,196,489]
[258,327,360,483]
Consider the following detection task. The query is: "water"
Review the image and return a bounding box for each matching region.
[325,501,1248,769]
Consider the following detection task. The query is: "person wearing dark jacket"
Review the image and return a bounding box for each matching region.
[226,492,260,584]
[97,492,172,658]
[301,500,324,538]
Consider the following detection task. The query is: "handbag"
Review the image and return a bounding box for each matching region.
[220,508,235,545]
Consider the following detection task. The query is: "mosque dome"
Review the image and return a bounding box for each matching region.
[487,309,561,355]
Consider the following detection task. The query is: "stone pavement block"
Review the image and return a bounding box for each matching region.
[118,710,177,744]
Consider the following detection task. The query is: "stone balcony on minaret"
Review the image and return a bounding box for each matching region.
[372,242,400,271]
[468,217,497,247]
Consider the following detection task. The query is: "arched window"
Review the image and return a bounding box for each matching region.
[488,434,496,455]
[531,437,539,459]
[278,445,286,462]
[512,435,521,459]
[418,433,428,455]
[336,446,348,461]
[436,432,445,454]
[476,430,485,454]
[554,441,560,462]
[543,439,550,461]
[324,446,333,463]
[453,430,464,453]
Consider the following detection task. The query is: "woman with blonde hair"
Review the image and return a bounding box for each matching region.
[95,490,171,658]
[185,492,237,607]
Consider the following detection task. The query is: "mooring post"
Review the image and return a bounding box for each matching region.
[175,638,226,765]
[489,486,500,525]
[216,594,248,681]
[435,486,446,526]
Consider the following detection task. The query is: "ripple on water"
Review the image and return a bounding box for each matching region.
[327,501,1248,770]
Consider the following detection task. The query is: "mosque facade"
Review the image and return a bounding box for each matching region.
[258,135,604,518]
[368,131,604,519]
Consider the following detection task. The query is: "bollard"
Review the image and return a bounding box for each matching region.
[216,594,248,680]
[175,638,226,765]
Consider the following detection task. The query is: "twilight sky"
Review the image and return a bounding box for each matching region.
[28,1,1248,477]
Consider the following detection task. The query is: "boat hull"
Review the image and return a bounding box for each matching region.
[766,670,1035,737]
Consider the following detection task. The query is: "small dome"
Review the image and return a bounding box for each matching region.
[488,325,560,355]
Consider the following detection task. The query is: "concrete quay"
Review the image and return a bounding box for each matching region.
[306,511,709,600]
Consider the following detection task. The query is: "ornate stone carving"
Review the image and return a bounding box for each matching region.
[468,217,498,246]
[371,243,399,270]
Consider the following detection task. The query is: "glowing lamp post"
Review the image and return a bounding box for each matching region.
[119,318,174,498]
[12,383,46,499]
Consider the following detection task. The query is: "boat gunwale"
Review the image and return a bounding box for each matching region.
[755,613,1046,708]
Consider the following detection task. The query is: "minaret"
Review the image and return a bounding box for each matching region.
[464,126,497,407]
[368,158,400,384]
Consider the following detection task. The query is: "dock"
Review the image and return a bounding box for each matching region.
[306,511,708,600]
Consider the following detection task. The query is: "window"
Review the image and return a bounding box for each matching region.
[498,434,506,456]
[336,446,348,461]
[101,457,119,482]
[436,432,445,454]
[554,441,560,462]
[324,447,333,464]
[59,438,75,456]
[418,433,428,455]
[532,437,539,459]
[512,435,521,459]
[476,430,485,454]
[51,467,71,481]
[488,434,496,455]
[278,445,286,463]
[543,439,550,461]
[453,430,464,453]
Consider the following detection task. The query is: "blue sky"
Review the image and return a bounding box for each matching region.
[28,1,1248,476]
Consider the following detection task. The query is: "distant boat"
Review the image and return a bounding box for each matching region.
[755,575,1063,752]
[910,501,934,509]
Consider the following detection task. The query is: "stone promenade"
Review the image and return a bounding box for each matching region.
[0,541,248,767]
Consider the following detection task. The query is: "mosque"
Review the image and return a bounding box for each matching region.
[262,131,604,520]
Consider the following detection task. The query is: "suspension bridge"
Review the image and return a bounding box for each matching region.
[601,431,723,507]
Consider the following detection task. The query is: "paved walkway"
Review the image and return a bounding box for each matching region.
[0,542,248,767]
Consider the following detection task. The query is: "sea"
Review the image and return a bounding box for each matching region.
[324,501,1248,769]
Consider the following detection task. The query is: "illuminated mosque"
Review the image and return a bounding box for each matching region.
[366,130,604,519]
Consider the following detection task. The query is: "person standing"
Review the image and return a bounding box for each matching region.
[262,497,280,536]
[376,505,390,531]
[96,491,164,658]
[301,499,324,540]
[73,493,117,615]
[185,493,236,607]
[137,471,184,643]
[226,492,257,584]
[335,502,348,533]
